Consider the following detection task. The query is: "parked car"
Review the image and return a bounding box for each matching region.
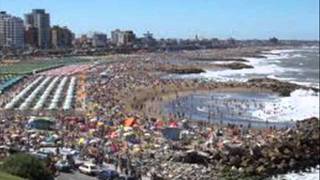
[78,162,99,176]
[55,160,72,173]
[30,151,51,160]
[97,169,119,180]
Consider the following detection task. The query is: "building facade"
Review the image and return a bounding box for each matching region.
[51,26,74,49]
[111,29,136,46]
[74,34,92,48]
[92,33,107,48]
[0,11,24,49]
[141,31,157,48]
[25,9,50,49]
[111,29,121,45]
[24,25,38,48]
[120,31,135,46]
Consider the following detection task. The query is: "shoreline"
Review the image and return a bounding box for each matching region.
[127,78,318,117]
[143,88,297,129]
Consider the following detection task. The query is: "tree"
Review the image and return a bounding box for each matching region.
[0,153,53,180]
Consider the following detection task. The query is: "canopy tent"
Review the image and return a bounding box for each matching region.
[0,76,24,94]
[5,76,43,109]
[27,116,56,130]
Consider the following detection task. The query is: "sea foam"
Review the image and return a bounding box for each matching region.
[251,89,319,122]
[272,166,320,180]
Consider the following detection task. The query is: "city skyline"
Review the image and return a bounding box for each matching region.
[0,0,319,40]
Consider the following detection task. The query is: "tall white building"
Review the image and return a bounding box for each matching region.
[25,9,50,49]
[111,29,135,46]
[111,29,121,45]
[0,11,24,49]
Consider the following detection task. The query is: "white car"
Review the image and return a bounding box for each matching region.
[78,162,99,176]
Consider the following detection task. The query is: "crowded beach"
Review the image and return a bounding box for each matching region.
[0,46,319,179]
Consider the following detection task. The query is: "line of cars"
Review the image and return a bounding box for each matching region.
[51,156,121,180]
[75,161,125,180]
[29,147,136,180]
[77,162,137,180]
[29,149,116,179]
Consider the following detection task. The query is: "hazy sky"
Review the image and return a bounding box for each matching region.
[0,0,319,40]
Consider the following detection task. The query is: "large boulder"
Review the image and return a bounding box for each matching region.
[171,150,211,166]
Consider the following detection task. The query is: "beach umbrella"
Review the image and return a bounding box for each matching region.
[155,120,165,129]
[106,121,113,126]
[132,146,141,154]
[169,121,178,128]
[110,131,118,139]
[90,118,97,122]
[123,131,134,137]
[123,126,133,132]
[11,134,20,138]
[78,138,85,145]
[123,117,135,127]
[30,134,38,138]
[97,122,104,127]
[89,138,100,144]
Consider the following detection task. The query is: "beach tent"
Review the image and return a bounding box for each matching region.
[27,116,56,130]
[0,76,24,94]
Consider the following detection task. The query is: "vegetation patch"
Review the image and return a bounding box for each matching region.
[0,154,53,180]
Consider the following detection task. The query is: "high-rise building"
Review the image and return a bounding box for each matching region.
[120,31,135,46]
[25,9,50,49]
[51,26,74,49]
[141,31,157,47]
[78,34,92,48]
[79,34,89,44]
[0,11,25,49]
[111,29,136,46]
[111,29,121,45]
[24,25,38,48]
[92,33,107,48]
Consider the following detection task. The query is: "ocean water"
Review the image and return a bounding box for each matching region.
[262,48,319,88]
[165,47,320,180]
[167,47,320,123]
[182,46,320,88]
[164,91,296,128]
[164,89,319,125]
[271,166,320,180]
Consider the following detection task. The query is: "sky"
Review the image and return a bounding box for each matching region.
[0,0,319,40]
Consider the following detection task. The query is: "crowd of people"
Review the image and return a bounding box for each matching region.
[0,51,319,179]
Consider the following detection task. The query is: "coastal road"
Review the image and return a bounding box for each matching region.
[55,163,150,180]
[56,171,150,180]
[55,172,96,180]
